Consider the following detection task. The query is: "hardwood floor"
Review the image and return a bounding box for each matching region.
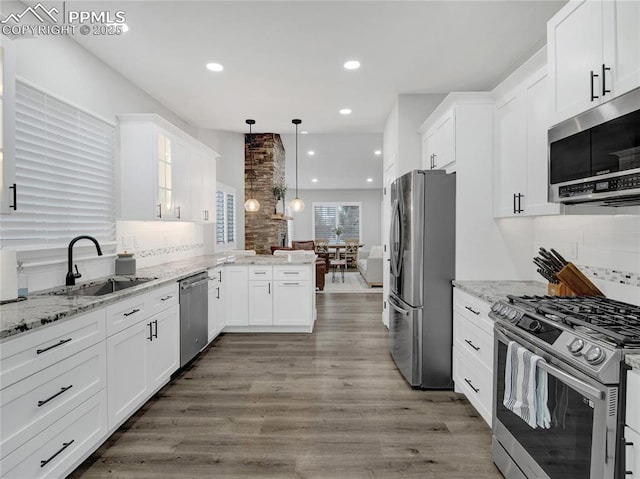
[70,293,502,478]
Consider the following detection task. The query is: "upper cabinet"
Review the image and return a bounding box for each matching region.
[0,39,16,215]
[118,115,218,222]
[420,108,455,171]
[493,51,562,218]
[548,0,640,126]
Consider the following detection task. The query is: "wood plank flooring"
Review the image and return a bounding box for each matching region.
[70,293,502,478]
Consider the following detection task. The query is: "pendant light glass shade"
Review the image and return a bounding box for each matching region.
[244,119,260,212]
[289,118,305,213]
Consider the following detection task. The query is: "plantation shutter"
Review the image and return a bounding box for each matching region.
[216,190,225,244]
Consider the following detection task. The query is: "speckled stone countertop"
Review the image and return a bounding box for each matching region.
[626,355,640,371]
[0,254,314,341]
[452,280,549,305]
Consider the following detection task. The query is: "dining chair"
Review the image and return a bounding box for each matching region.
[314,239,331,260]
[343,238,360,269]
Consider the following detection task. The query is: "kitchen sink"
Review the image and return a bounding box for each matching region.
[46,277,156,297]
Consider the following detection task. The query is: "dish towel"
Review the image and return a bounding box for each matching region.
[503,341,551,429]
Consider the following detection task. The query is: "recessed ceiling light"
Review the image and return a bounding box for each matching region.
[339,108,352,115]
[344,60,361,70]
[366,178,373,182]
[374,150,382,156]
[312,178,318,183]
[301,131,308,135]
[308,151,315,156]
[206,62,224,72]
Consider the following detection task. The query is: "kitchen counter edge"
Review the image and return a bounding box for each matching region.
[452,280,549,306]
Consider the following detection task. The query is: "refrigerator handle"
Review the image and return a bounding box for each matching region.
[390,198,402,278]
[388,295,410,316]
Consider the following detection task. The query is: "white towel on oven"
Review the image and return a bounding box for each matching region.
[503,341,551,429]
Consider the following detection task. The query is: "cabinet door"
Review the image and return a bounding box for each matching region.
[524,72,562,216]
[146,305,179,392]
[494,93,527,217]
[434,110,455,170]
[203,154,217,223]
[548,0,604,126]
[207,277,223,342]
[171,138,190,220]
[626,427,640,479]
[189,151,206,222]
[273,281,311,326]
[119,122,157,220]
[106,321,149,429]
[603,0,640,99]
[421,129,436,170]
[248,281,273,325]
[224,266,248,326]
[1,40,16,215]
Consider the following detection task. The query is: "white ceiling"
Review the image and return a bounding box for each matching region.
[66,0,566,189]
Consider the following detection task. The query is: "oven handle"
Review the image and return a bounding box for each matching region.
[495,326,605,401]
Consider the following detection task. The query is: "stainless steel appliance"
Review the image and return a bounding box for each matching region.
[389,169,455,389]
[179,272,209,367]
[548,86,640,206]
[490,295,640,479]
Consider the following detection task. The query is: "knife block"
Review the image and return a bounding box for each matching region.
[547,282,575,297]
[555,262,605,297]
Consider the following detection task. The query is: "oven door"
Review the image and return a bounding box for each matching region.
[493,325,618,479]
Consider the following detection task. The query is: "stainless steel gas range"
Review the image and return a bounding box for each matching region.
[490,295,640,479]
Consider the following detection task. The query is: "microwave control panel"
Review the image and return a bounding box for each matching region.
[559,172,640,198]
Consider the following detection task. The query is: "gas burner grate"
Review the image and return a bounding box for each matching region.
[508,295,640,347]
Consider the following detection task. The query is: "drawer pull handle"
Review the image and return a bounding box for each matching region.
[38,385,73,407]
[283,283,300,286]
[40,439,74,468]
[123,308,140,317]
[216,287,220,299]
[36,338,72,355]
[464,378,479,394]
[464,306,480,316]
[254,271,267,275]
[153,319,158,339]
[283,272,299,275]
[160,295,173,301]
[464,339,480,351]
[626,441,634,447]
[148,322,153,341]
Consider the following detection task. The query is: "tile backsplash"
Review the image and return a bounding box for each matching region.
[533,214,640,305]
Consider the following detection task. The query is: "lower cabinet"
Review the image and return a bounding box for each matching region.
[207,266,224,342]
[224,266,249,326]
[249,280,273,325]
[106,304,179,430]
[452,288,494,426]
[626,369,640,478]
[273,281,312,326]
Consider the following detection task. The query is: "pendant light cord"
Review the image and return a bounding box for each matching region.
[249,122,253,194]
[295,122,299,198]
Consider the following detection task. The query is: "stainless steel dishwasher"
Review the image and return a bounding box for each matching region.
[179,272,209,367]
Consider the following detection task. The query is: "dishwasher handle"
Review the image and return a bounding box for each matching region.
[180,278,209,291]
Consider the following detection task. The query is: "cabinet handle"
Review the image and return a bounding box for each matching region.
[216,286,220,299]
[203,210,208,221]
[219,270,222,282]
[254,271,267,275]
[517,193,524,214]
[40,440,74,468]
[148,322,153,341]
[464,306,480,316]
[283,282,300,286]
[9,183,17,210]
[160,295,173,301]
[157,203,162,218]
[432,154,437,169]
[123,308,140,317]
[602,64,611,96]
[268,282,271,294]
[590,71,599,101]
[175,206,181,219]
[153,319,158,339]
[464,378,480,394]
[513,193,517,214]
[36,338,72,355]
[626,441,635,447]
[283,272,299,275]
[464,339,480,351]
[37,385,73,407]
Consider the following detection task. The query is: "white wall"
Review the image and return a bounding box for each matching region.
[533,215,640,305]
[291,189,383,252]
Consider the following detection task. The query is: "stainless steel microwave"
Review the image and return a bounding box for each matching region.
[548,87,640,206]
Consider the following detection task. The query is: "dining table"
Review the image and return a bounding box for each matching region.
[328,243,364,260]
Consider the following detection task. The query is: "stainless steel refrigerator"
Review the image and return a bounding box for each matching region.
[389,169,455,389]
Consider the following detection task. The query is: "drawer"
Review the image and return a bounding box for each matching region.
[0,342,106,459]
[273,265,311,281]
[147,282,179,317]
[249,266,273,280]
[0,389,108,479]
[454,312,494,370]
[453,344,493,426]
[0,308,106,390]
[626,426,640,479]
[208,267,223,283]
[105,291,149,337]
[453,288,492,323]
[628,369,640,432]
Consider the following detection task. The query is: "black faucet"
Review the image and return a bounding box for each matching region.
[66,235,103,286]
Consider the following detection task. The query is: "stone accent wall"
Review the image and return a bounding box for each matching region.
[244,133,287,254]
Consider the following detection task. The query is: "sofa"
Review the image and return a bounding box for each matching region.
[357,245,383,287]
[271,246,326,291]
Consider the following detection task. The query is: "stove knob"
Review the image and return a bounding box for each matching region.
[528,320,542,332]
[499,305,510,316]
[585,346,606,365]
[491,302,502,312]
[506,310,519,322]
[567,338,585,355]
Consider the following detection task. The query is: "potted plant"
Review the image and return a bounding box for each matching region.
[333,225,344,242]
[272,183,287,214]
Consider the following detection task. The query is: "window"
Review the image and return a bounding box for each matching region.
[0,82,115,247]
[312,202,361,243]
[216,183,236,247]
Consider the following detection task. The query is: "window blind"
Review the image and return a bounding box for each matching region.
[226,193,235,243]
[312,203,361,242]
[0,82,115,246]
[216,190,225,244]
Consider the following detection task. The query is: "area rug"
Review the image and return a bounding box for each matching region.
[318,272,383,294]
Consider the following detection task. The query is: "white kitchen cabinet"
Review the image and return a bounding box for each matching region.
[207,266,224,342]
[452,288,494,426]
[224,265,249,326]
[273,281,312,326]
[0,39,16,215]
[190,149,218,222]
[118,114,218,222]
[249,280,273,325]
[548,0,640,126]
[493,62,562,217]
[146,305,180,391]
[420,108,455,171]
[626,369,640,478]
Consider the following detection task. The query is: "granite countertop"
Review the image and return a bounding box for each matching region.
[627,355,640,371]
[452,280,549,305]
[0,254,314,341]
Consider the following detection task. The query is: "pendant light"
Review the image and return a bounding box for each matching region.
[244,119,260,212]
[289,119,305,213]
